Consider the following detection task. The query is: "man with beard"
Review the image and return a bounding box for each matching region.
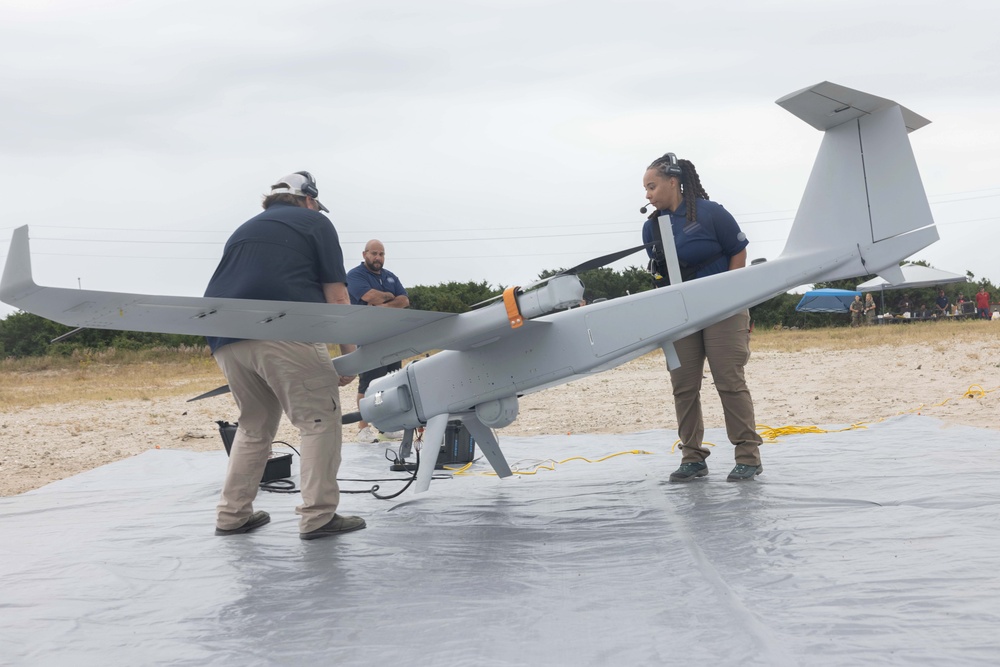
[207,171,365,540]
[347,239,410,442]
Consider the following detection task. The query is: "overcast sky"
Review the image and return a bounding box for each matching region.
[2,0,998,319]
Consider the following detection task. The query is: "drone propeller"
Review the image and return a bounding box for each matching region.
[559,241,652,276]
[187,385,361,424]
[186,384,233,402]
[470,241,652,309]
[188,356,364,403]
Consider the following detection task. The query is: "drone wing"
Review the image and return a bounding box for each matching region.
[0,226,453,349]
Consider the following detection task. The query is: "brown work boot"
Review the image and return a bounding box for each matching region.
[215,510,270,536]
[300,514,367,540]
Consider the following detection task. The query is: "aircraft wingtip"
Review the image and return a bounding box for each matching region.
[1,225,38,306]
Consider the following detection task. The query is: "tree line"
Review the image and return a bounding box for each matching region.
[2,262,995,358]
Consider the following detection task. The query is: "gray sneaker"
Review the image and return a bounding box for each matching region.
[727,464,763,481]
[669,461,708,482]
[215,510,270,536]
[300,514,367,540]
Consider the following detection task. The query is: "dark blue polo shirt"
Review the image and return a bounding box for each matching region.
[204,203,348,352]
[346,263,407,305]
[642,199,748,279]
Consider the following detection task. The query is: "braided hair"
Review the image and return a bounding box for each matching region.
[647,155,710,223]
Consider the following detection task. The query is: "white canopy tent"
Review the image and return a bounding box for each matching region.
[857,264,969,318]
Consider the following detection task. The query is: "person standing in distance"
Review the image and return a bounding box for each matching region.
[934,289,950,318]
[849,295,863,327]
[864,293,877,326]
[347,239,409,443]
[642,153,764,482]
[205,171,366,540]
[976,286,991,320]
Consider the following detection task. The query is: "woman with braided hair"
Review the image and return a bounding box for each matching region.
[642,153,764,482]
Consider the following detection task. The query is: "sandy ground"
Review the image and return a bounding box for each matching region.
[2,338,998,497]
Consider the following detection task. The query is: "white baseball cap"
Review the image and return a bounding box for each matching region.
[269,171,329,212]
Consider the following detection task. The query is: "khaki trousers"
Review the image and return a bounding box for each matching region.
[213,340,344,534]
[669,310,762,466]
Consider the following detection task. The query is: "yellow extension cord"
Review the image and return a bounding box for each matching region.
[705,383,998,448]
[444,449,654,478]
[439,384,996,478]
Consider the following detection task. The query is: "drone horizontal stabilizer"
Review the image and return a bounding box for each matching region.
[776,81,931,133]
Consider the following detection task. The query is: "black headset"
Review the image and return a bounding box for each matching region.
[294,171,320,198]
[656,152,682,178]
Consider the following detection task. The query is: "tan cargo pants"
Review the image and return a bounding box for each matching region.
[669,310,762,466]
[213,340,344,534]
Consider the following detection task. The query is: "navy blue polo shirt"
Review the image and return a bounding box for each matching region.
[347,263,407,305]
[204,203,348,352]
[642,198,748,280]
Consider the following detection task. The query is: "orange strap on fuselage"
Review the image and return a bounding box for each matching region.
[502,286,523,328]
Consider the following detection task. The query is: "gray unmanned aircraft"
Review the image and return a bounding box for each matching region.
[1,82,938,493]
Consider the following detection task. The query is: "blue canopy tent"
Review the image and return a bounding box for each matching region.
[795,288,860,313]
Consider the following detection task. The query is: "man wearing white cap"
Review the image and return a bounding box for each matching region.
[205,171,366,540]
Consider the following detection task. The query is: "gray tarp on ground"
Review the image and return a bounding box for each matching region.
[2,416,999,666]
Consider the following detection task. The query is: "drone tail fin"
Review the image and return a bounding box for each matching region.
[776,82,938,281]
